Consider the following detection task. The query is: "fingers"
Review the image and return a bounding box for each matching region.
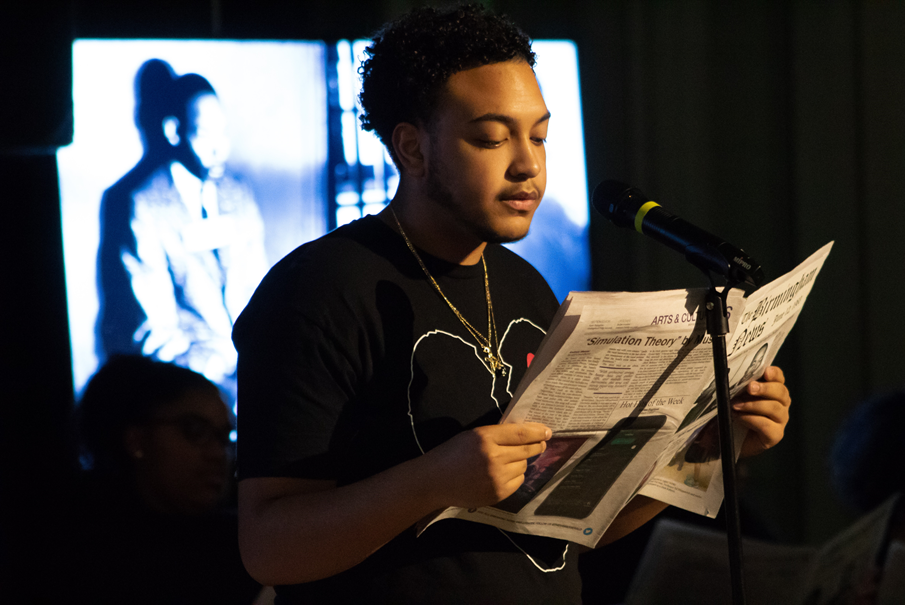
[440,423,550,505]
[475,423,549,465]
[734,365,792,456]
[737,413,785,451]
[759,365,786,385]
[733,365,791,426]
[742,370,791,407]
[733,394,789,425]
[499,473,529,499]
[487,422,552,446]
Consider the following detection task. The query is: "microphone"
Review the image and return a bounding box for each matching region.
[593,180,765,287]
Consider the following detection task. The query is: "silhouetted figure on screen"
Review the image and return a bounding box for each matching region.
[96,61,268,395]
[66,355,262,604]
[97,59,177,363]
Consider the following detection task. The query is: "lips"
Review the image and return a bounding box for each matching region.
[500,190,539,211]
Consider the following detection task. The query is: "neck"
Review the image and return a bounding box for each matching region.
[379,185,486,265]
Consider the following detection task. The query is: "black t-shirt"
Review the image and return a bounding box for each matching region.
[233,215,581,603]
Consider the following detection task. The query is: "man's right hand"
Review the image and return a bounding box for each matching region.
[238,422,550,585]
[423,422,551,508]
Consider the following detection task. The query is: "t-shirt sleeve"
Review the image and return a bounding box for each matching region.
[232,251,361,481]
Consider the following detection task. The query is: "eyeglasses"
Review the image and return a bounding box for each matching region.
[150,414,233,448]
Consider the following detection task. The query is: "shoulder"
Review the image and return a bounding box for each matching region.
[262,216,398,293]
[233,216,401,341]
[130,166,183,223]
[132,166,175,203]
[216,169,257,206]
[218,167,250,188]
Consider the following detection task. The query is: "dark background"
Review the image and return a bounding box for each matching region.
[3,0,902,562]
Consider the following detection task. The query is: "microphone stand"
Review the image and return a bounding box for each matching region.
[702,279,746,604]
[592,178,766,603]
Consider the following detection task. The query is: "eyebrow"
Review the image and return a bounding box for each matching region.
[469,110,552,127]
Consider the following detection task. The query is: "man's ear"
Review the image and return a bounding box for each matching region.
[163,117,181,146]
[392,122,426,178]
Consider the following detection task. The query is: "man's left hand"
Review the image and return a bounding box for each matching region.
[733,365,791,458]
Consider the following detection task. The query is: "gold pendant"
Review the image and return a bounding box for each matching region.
[484,348,506,375]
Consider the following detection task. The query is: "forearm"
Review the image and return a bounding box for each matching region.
[239,453,448,586]
[595,495,668,547]
[240,422,550,585]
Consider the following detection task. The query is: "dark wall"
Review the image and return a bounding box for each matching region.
[2,2,79,587]
[498,0,905,545]
[4,0,903,550]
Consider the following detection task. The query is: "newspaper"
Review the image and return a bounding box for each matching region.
[795,493,901,603]
[624,518,816,604]
[421,242,833,548]
[623,493,903,604]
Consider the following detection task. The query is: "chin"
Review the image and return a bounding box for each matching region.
[486,220,533,244]
[486,232,529,245]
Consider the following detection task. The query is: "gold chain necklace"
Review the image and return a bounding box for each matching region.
[390,207,506,376]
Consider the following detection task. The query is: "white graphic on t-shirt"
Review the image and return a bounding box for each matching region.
[405,317,569,574]
[406,318,544,455]
[406,318,569,573]
[498,317,546,398]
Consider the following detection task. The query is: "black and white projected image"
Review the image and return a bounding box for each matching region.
[58,41,329,408]
[97,61,269,402]
[58,39,592,416]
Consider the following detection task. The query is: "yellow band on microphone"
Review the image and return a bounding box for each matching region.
[635,201,660,233]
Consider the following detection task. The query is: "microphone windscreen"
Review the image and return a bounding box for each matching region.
[592,180,648,229]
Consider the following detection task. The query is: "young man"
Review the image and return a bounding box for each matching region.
[233,5,791,602]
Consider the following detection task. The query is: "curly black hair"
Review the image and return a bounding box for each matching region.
[359,3,536,164]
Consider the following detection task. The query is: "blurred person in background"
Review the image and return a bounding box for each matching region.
[832,388,905,515]
[63,354,263,604]
[826,388,905,603]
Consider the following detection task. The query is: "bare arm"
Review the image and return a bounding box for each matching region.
[239,422,551,586]
[595,495,669,547]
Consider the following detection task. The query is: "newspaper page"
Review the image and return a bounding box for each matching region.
[795,493,900,603]
[638,242,834,517]
[624,518,816,604]
[421,243,832,548]
[878,534,905,603]
[624,493,902,604]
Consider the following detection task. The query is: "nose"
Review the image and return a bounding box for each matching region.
[507,136,542,181]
